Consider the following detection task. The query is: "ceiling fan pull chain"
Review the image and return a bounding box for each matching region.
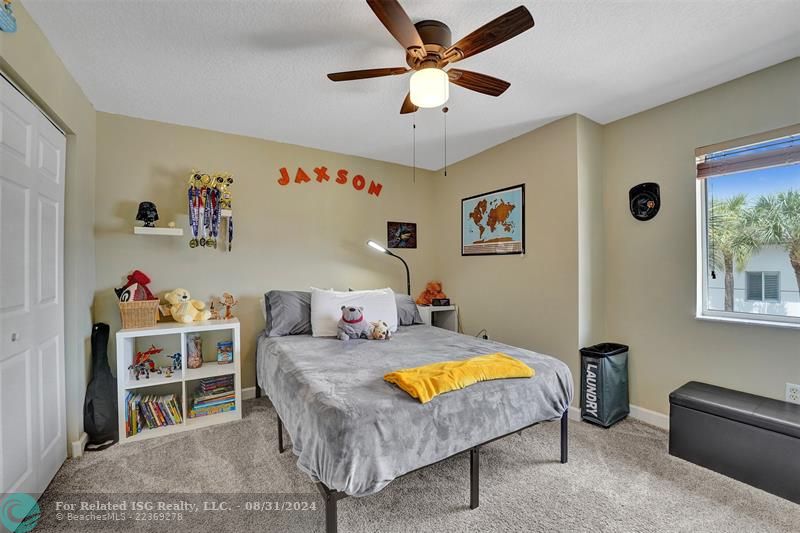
[412,116,416,184]
[443,106,449,176]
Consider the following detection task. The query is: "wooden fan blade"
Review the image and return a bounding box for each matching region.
[400,92,418,114]
[448,69,510,96]
[327,67,409,81]
[445,6,534,63]
[367,0,425,58]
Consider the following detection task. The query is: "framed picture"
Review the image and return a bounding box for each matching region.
[387,221,417,248]
[461,184,525,256]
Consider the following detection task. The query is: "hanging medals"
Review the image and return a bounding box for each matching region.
[199,185,208,247]
[208,185,220,248]
[188,169,230,251]
[188,178,200,248]
[227,214,233,252]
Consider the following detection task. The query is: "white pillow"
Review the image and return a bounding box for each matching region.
[311,287,398,337]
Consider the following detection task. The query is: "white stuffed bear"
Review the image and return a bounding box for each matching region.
[337,306,371,341]
[369,320,391,340]
[164,288,211,323]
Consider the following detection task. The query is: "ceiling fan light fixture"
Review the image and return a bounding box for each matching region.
[409,67,449,108]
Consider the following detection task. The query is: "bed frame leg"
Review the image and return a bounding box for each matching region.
[560,410,568,464]
[470,447,479,510]
[277,415,285,454]
[316,484,339,533]
[325,494,337,533]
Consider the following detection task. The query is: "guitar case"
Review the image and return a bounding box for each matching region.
[83,323,118,450]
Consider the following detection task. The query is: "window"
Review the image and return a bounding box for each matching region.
[745,272,780,302]
[697,125,800,325]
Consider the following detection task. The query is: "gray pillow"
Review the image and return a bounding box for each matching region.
[395,293,423,326]
[264,290,312,336]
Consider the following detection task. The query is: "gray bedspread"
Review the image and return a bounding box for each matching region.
[256,325,573,497]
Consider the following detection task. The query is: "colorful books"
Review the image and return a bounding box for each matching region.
[124,392,183,436]
[189,375,236,418]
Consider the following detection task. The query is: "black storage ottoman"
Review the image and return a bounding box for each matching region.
[669,381,800,503]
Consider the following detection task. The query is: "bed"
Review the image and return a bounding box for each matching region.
[256,325,573,532]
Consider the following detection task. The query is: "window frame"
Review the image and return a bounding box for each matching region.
[744,271,781,303]
[745,271,764,302]
[695,165,800,329]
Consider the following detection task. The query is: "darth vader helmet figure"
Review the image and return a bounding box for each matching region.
[136,201,159,227]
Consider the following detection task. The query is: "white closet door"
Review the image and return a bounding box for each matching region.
[0,74,66,498]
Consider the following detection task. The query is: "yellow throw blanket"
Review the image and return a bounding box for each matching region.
[384,353,534,404]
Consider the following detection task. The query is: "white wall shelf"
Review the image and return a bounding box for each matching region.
[134,226,184,236]
[116,318,241,443]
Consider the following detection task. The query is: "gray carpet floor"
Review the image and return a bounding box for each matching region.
[36,398,799,532]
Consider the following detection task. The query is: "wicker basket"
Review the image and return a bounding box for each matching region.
[119,300,160,329]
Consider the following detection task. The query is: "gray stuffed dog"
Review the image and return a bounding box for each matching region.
[337,305,371,341]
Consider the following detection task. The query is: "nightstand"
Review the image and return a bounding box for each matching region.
[417,305,458,332]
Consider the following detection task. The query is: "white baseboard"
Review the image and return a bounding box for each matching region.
[568,404,669,430]
[243,386,257,400]
[629,404,670,430]
[70,432,88,458]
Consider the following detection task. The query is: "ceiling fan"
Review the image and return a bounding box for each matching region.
[327,0,534,114]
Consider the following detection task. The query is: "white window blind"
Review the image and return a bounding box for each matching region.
[697,133,800,179]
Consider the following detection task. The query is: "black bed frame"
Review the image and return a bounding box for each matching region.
[276,411,569,533]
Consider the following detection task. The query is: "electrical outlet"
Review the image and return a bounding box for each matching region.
[786,383,800,405]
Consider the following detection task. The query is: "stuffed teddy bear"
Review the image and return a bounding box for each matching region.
[415,281,448,306]
[337,306,371,341]
[369,320,391,340]
[164,288,211,323]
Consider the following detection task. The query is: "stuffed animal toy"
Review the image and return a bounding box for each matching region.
[164,288,212,323]
[415,281,448,306]
[115,270,156,301]
[337,306,371,341]
[369,320,391,340]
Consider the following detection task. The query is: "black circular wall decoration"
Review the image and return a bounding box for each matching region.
[629,182,660,221]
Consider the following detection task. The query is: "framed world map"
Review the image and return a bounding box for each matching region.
[461,184,525,256]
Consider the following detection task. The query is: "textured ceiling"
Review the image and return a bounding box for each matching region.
[22,0,800,170]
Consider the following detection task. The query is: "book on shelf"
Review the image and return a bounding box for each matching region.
[190,403,236,418]
[125,392,183,436]
[189,375,235,418]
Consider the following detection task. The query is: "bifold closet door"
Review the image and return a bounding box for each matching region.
[0,74,67,497]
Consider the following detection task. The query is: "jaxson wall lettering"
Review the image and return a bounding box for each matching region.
[278,166,383,197]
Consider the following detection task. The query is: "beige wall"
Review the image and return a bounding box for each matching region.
[603,58,800,413]
[1,2,97,451]
[576,116,606,348]
[94,112,437,389]
[432,116,586,391]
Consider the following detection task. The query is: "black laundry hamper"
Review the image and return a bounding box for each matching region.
[580,343,629,428]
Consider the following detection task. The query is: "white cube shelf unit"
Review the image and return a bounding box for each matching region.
[116,318,242,443]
